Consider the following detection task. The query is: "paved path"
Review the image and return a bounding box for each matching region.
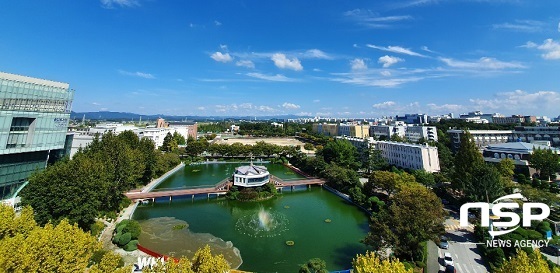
[427,240,440,273]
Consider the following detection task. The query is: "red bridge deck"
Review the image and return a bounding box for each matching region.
[125,178,325,201]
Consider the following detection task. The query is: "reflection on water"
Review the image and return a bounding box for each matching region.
[138,217,243,269]
[235,207,289,238]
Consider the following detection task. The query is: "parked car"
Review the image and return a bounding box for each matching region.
[445,265,456,273]
[444,252,454,266]
[439,236,449,249]
[542,244,560,256]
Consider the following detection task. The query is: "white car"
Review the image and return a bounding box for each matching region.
[444,252,454,266]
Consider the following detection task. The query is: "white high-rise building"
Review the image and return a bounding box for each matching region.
[375,141,440,173]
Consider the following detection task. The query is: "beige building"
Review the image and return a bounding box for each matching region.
[350,125,370,138]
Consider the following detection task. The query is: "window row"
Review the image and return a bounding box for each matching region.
[0,98,71,113]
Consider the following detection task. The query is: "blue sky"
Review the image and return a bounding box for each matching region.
[1,0,559,118]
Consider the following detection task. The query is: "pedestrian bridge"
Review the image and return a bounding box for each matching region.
[125,175,326,201]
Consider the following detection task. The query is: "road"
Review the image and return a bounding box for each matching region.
[437,229,489,273]
[429,207,488,273]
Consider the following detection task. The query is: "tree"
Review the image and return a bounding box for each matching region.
[318,139,361,170]
[364,183,446,261]
[497,158,515,180]
[145,245,229,273]
[465,163,505,202]
[0,205,130,273]
[299,258,328,273]
[352,251,412,273]
[530,147,560,181]
[322,163,360,192]
[365,171,404,197]
[495,249,560,273]
[20,156,108,230]
[160,132,178,152]
[172,131,186,145]
[412,169,435,188]
[303,143,314,151]
[366,148,389,173]
[453,130,485,191]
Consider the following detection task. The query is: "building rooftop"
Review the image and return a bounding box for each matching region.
[235,165,269,176]
[485,142,560,154]
[0,71,70,89]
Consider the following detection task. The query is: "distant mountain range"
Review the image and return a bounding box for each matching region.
[70,111,311,122]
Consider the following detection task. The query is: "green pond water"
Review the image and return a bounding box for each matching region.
[133,163,369,273]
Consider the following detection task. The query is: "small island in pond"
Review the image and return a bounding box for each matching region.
[226,164,278,201]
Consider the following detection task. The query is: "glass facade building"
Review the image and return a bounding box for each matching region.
[0,72,74,200]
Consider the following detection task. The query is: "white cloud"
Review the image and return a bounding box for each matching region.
[271,53,303,71]
[246,73,297,82]
[210,52,233,63]
[380,70,392,76]
[92,102,101,106]
[525,39,560,60]
[214,20,222,26]
[469,90,560,113]
[100,0,139,8]
[296,112,312,116]
[492,20,544,32]
[313,99,320,103]
[366,44,426,57]
[258,106,275,112]
[558,21,560,32]
[378,55,404,68]
[118,70,155,79]
[197,106,205,110]
[373,101,396,109]
[282,102,301,109]
[302,49,333,60]
[350,58,368,70]
[439,57,525,69]
[426,103,464,113]
[236,60,255,68]
[421,46,436,53]
[219,44,228,51]
[344,9,412,28]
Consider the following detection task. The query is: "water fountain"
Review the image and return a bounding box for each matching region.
[235,207,289,238]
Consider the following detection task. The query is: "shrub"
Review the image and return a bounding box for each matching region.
[112,232,121,245]
[89,249,109,266]
[124,240,139,251]
[90,221,105,237]
[122,220,141,239]
[118,232,132,247]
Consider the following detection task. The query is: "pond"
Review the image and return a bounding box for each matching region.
[132,163,369,273]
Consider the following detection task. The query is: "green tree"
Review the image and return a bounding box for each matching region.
[352,251,412,273]
[299,258,328,273]
[160,132,178,152]
[453,130,484,192]
[465,163,505,202]
[366,148,389,173]
[530,147,560,181]
[412,169,435,188]
[172,131,186,145]
[20,156,108,230]
[318,139,361,170]
[365,171,404,197]
[322,163,360,192]
[364,183,446,261]
[303,143,314,151]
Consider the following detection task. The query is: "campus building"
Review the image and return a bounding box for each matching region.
[447,129,513,152]
[375,141,441,173]
[482,142,560,175]
[0,72,74,204]
[513,126,560,147]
